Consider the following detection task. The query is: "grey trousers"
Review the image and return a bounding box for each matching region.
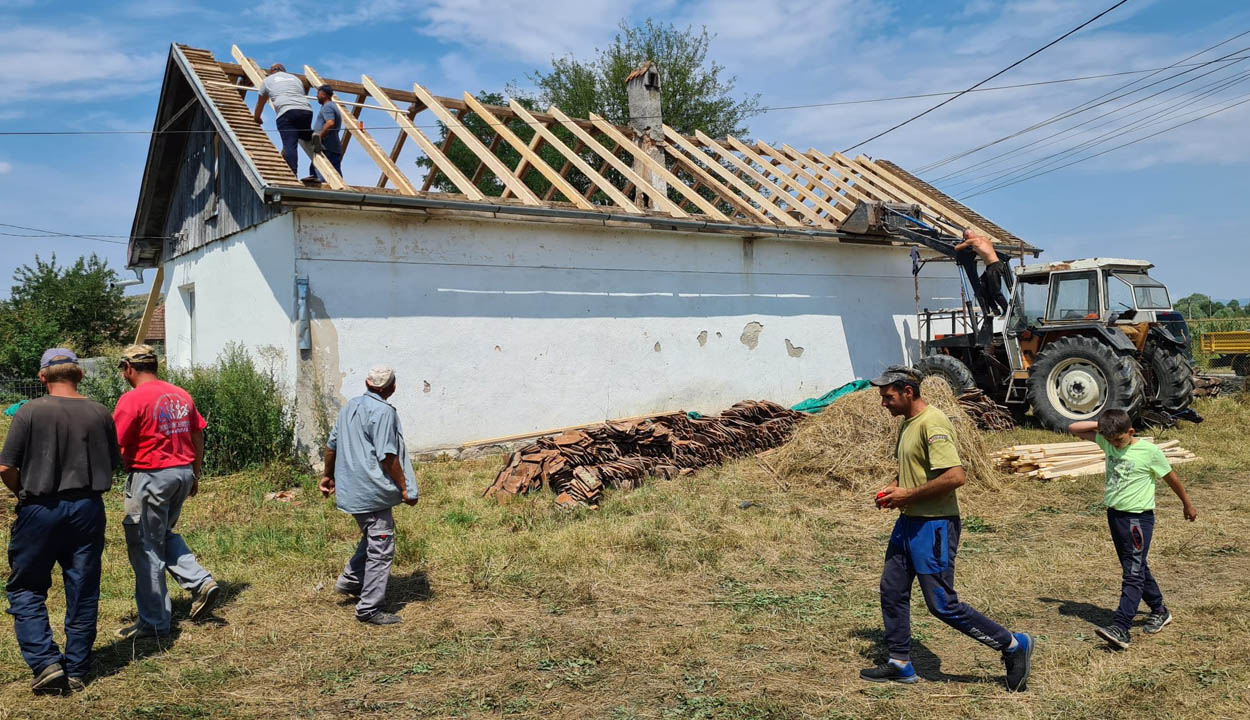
[123,466,212,631]
[337,509,395,619]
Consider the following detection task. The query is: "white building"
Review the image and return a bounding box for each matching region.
[127,44,1036,454]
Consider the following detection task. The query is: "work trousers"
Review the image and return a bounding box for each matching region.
[123,466,213,632]
[6,493,105,678]
[880,515,1013,660]
[337,508,396,619]
[1107,509,1165,631]
[981,260,1013,316]
[313,133,343,181]
[275,109,313,175]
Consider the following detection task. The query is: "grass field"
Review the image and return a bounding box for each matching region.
[0,397,1248,719]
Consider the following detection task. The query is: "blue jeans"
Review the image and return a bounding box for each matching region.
[123,467,212,632]
[1107,509,1164,631]
[275,109,313,175]
[880,515,1013,660]
[6,493,106,677]
[313,133,343,181]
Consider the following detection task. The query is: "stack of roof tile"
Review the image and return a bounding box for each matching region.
[483,401,803,508]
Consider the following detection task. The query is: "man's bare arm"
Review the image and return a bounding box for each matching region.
[1068,420,1099,442]
[0,464,18,496]
[380,453,413,503]
[953,239,973,251]
[878,466,964,509]
[319,448,337,496]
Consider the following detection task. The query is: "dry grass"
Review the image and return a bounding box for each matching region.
[775,377,1002,491]
[0,398,1248,719]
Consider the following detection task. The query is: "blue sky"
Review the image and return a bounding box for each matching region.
[0,0,1246,300]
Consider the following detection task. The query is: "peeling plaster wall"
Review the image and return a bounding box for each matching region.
[293,208,960,451]
[163,212,298,395]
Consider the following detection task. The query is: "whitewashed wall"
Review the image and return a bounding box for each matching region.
[163,213,298,389]
[293,208,961,451]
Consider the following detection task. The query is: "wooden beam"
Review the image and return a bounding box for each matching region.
[724,136,843,226]
[854,155,998,241]
[660,127,771,224]
[695,131,825,227]
[470,133,504,186]
[665,130,795,226]
[588,114,728,220]
[811,150,963,236]
[755,141,856,217]
[412,84,542,205]
[379,102,418,188]
[780,145,876,208]
[305,66,415,194]
[420,107,465,192]
[545,104,668,215]
[134,265,165,345]
[361,74,484,200]
[503,121,546,200]
[339,92,366,155]
[232,45,346,189]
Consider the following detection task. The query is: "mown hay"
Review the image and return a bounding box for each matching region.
[774,377,1003,491]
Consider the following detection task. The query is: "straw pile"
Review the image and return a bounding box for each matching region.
[773,377,1003,490]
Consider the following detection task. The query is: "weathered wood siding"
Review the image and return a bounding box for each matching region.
[164,108,281,257]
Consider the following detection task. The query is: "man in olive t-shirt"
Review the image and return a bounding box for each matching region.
[859,366,1033,692]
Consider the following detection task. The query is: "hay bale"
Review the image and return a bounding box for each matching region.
[774,377,1003,491]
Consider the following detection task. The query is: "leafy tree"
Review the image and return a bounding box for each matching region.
[0,254,130,377]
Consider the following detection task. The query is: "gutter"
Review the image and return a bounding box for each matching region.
[264,185,877,244]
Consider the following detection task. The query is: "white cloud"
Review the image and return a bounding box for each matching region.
[0,161,11,174]
[419,0,636,64]
[0,25,164,102]
[238,0,422,43]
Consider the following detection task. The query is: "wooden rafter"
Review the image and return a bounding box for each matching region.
[339,92,366,156]
[661,128,770,224]
[305,65,415,195]
[813,150,964,236]
[470,133,504,186]
[781,145,876,208]
[755,141,857,216]
[668,130,796,227]
[413,84,541,205]
[589,115,728,221]
[548,105,684,216]
[855,155,998,242]
[360,75,484,200]
[504,107,640,210]
[379,102,419,188]
[231,45,346,189]
[420,108,466,192]
[696,131,829,227]
[725,136,844,224]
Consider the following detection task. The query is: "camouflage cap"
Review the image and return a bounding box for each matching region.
[869,364,924,388]
[120,344,158,365]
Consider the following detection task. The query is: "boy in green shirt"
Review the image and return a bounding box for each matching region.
[1069,409,1197,650]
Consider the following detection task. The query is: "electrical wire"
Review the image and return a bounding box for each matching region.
[839,0,1131,153]
[0,222,149,245]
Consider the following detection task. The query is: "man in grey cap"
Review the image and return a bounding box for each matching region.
[0,349,120,694]
[319,366,418,625]
[312,84,344,181]
[859,365,1033,692]
[252,62,314,178]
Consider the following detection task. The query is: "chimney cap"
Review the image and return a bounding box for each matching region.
[625,60,658,85]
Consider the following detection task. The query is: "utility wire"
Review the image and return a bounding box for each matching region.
[917,28,1250,173]
[0,222,139,245]
[840,0,1131,153]
[961,93,1250,199]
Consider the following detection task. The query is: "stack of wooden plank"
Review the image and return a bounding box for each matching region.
[991,438,1200,480]
[483,401,804,508]
[957,390,1016,431]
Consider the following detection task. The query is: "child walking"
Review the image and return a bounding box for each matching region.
[1069,409,1197,650]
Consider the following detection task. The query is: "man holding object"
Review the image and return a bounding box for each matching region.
[320,366,418,626]
[861,366,1034,691]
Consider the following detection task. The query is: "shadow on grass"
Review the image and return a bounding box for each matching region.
[332,570,434,614]
[851,628,999,684]
[1038,597,1114,626]
[171,580,250,627]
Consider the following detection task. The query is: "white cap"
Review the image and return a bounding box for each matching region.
[366,365,395,388]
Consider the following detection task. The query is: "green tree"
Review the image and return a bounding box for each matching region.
[0,254,129,377]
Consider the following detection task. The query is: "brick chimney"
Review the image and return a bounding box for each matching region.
[625,60,667,204]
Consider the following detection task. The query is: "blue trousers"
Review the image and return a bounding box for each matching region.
[313,133,343,180]
[275,109,313,175]
[880,515,1013,660]
[6,494,106,678]
[1108,509,1165,631]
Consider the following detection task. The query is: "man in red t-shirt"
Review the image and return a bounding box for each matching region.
[112,345,219,639]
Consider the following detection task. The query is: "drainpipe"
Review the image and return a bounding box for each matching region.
[296,277,311,351]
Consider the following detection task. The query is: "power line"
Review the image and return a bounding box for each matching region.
[840,0,1131,153]
[960,93,1250,199]
[917,28,1250,173]
[0,222,136,245]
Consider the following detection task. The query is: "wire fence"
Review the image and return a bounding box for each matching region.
[1185,317,1250,370]
[0,378,45,405]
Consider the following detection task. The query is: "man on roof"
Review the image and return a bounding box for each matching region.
[955,228,1013,316]
[253,63,314,179]
[312,84,344,182]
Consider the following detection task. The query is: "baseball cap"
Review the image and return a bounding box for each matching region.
[869,364,923,388]
[119,344,158,366]
[366,365,395,388]
[317,84,333,95]
[40,348,79,369]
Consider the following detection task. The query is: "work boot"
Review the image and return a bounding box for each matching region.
[358,611,402,626]
[1143,609,1172,634]
[31,662,67,695]
[67,677,87,693]
[115,623,164,640]
[334,580,362,597]
[1095,624,1130,650]
[1002,632,1034,692]
[859,660,918,684]
[190,579,220,620]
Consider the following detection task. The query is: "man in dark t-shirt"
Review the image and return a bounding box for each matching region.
[0,348,120,694]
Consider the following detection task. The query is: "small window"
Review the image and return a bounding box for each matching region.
[180,284,196,366]
[1046,271,1100,321]
[1107,275,1135,313]
[1009,277,1049,330]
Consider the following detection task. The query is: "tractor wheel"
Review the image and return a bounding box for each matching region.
[914,353,978,395]
[1027,335,1143,432]
[1144,338,1194,413]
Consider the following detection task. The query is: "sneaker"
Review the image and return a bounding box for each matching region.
[334,580,362,596]
[1095,624,1130,650]
[31,662,67,695]
[358,611,402,626]
[859,660,919,684]
[115,623,164,640]
[1143,609,1172,634]
[190,579,220,620]
[67,677,87,693]
[1002,632,1034,692]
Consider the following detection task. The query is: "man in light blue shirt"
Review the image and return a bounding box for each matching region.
[312,84,344,181]
[319,365,418,625]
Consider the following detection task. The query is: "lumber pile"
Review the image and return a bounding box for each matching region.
[957,389,1016,431]
[991,438,1200,480]
[483,401,804,508]
[1194,374,1223,398]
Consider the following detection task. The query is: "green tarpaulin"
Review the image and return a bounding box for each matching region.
[790,379,870,414]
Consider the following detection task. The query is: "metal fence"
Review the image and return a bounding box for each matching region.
[0,378,45,403]
[1186,317,1250,370]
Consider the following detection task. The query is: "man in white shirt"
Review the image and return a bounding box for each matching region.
[252,63,313,177]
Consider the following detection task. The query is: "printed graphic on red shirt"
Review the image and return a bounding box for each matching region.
[154,393,194,435]
[113,380,207,470]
